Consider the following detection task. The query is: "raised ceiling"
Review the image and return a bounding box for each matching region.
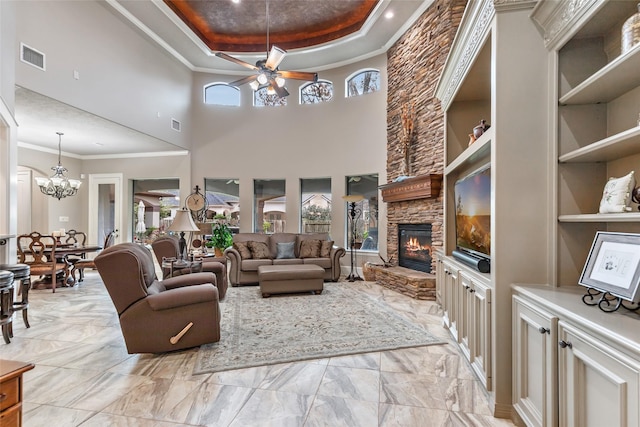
[164,0,379,52]
[18,0,434,157]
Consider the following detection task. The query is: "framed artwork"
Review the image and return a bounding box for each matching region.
[579,231,640,303]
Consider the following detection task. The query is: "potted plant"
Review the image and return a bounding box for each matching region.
[210,222,233,257]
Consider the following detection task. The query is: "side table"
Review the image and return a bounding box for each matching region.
[0,359,35,427]
[161,258,203,278]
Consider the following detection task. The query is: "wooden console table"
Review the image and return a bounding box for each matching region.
[0,360,34,426]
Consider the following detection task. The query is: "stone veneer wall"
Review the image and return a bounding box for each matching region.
[385,0,467,268]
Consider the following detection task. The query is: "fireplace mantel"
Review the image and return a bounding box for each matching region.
[379,174,442,203]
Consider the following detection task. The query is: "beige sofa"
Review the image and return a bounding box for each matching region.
[225,232,345,286]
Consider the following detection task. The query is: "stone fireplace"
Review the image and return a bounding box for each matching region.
[398,223,432,273]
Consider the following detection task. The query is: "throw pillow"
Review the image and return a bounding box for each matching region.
[248,241,271,259]
[599,171,635,213]
[276,242,295,259]
[300,239,322,258]
[233,242,252,260]
[320,240,334,258]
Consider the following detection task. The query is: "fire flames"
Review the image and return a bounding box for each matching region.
[403,237,431,260]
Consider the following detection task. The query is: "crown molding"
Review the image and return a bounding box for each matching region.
[530,0,601,50]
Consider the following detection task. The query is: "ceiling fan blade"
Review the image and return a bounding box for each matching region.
[214,52,258,71]
[279,70,318,82]
[269,78,289,98]
[228,75,258,87]
[265,46,287,70]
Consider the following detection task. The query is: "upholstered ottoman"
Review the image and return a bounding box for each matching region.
[257,264,324,297]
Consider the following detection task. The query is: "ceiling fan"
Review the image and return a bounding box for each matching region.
[214,0,318,98]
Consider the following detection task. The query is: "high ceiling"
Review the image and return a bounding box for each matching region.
[17,0,433,157]
[164,0,379,52]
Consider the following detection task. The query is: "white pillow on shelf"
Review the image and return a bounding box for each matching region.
[599,171,635,214]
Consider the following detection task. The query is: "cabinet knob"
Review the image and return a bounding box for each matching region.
[558,340,572,349]
[538,327,550,334]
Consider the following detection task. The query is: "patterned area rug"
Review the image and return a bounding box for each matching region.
[193,283,444,374]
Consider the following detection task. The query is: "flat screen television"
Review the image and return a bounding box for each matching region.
[454,164,491,261]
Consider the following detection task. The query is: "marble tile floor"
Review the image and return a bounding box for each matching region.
[1,271,516,427]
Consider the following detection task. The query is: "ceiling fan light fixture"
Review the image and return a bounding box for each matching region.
[249,80,260,91]
[267,85,276,95]
[257,73,268,85]
[275,76,285,87]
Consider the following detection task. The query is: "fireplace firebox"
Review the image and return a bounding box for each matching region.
[398,223,432,273]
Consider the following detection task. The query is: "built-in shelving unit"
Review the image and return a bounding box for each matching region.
[435,0,550,418]
[512,2,640,426]
[553,0,640,287]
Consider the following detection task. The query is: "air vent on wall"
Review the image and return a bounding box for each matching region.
[20,43,46,71]
[171,118,181,132]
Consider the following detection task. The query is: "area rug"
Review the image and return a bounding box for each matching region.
[193,283,444,374]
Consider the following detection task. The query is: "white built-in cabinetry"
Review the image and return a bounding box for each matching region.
[436,255,492,390]
[513,285,640,427]
[510,2,640,426]
[434,0,549,416]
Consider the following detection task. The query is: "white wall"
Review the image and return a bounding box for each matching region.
[191,55,389,252]
[14,0,193,148]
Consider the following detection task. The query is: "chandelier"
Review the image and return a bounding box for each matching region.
[34,132,82,200]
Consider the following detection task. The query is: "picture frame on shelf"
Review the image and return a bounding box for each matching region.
[579,231,640,303]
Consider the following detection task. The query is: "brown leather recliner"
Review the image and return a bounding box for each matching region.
[94,242,220,353]
[151,235,228,299]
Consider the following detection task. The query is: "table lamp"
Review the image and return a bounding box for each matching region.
[343,194,365,282]
[167,208,200,267]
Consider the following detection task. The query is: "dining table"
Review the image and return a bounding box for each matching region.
[30,243,103,289]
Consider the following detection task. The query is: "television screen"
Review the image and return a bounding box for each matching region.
[454,164,491,260]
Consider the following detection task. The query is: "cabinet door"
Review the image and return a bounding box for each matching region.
[558,321,640,427]
[458,272,473,360]
[513,296,558,427]
[470,278,491,391]
[442,259,459,340]
[435,256,444,306]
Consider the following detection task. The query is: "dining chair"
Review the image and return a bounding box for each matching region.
[63,229,88,280]
[17,232,68,293]
[70,230,117,283]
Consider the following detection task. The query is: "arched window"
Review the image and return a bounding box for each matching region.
[253,88,287,107]
[345,69,380,98]
[300,80,333,104]
[204,83,241,106]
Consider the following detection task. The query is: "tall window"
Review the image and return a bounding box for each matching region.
[254,88,287,107]
[300,80,333,104]
[204,83,241,106]
[204,178,240,231]
[346,174,378,251]
[254,179,286,233]
[346,69,380,97]
[300,178,331,234]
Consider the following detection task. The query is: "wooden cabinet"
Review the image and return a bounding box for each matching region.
[0,360,34,427]
[436,253,492,390]
[513,285,640,427]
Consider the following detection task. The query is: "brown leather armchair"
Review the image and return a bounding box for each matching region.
[151,235,228,299]
[94,242,220,353]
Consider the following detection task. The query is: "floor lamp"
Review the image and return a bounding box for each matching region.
[167,208,200,267]
[343,194,364,282]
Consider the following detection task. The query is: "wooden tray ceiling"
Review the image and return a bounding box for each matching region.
[164,0,379,52]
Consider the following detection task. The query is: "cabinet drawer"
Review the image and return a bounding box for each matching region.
[0,403,20,427]
[0,376,19,411]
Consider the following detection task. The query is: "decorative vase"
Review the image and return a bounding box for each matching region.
[622,3,640,54]
[473,119,490,139]
[214,247,223,257]
[468,133,476,146]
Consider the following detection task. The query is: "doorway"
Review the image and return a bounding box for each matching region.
[88,173,122,246]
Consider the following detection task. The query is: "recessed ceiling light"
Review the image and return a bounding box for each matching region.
[231,0,240,3]
[385,11,394,19]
